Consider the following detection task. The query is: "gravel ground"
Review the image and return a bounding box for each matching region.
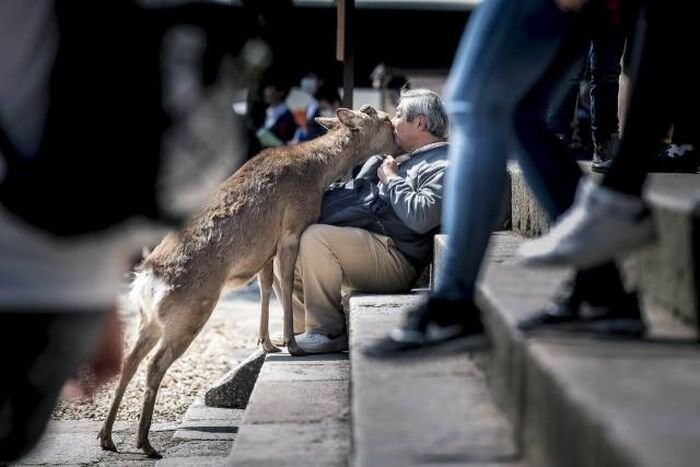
[52,282,283,423]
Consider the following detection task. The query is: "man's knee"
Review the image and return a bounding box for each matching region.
[300,224,333,253]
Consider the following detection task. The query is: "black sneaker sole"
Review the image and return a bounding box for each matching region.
[363,332,489,359]
[522,318,646,338]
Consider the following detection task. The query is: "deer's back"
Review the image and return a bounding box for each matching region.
[144,147,328,285]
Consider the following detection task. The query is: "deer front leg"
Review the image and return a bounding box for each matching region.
[276,234,307,357]
[257,259,281,353]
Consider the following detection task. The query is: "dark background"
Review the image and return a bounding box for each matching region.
[255,4,473,87]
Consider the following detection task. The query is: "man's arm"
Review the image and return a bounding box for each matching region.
[379,158,447,234]
[355,154,384,182]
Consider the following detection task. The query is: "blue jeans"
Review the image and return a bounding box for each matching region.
[434,0,623,301]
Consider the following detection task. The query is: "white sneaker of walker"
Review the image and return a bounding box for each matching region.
[517,179,656,269]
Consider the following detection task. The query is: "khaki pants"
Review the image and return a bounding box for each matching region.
[273,224,416,337]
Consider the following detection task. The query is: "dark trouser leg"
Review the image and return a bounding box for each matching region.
[588,18,626,142]
[602,1,697,195]
[513,12,629,305]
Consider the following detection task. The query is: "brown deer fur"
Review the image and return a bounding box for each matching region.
[97,106,400,458]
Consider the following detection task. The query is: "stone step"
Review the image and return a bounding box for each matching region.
[508,162,700,326]
[454,232,700,467]
[225,352,350,466]
[348,294,522,467]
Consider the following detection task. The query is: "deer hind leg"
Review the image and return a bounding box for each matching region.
[257,259,281,353]
[276,233,306,356]
[136,308,212,458]
[98,317,162,452]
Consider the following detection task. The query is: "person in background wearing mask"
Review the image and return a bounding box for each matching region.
[315,83,342,119]
[291,72,326,143]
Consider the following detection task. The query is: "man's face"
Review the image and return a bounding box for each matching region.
[391,103,421,152]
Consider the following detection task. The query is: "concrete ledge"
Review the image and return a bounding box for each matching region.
[474,232,700,467]
[349,294,518,467]
[226,352,350,466]
[509,162,550,237]
[205,349,266,408]
[507,163,700,326]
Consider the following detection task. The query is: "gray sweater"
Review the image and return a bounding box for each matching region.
[355,142,449,270]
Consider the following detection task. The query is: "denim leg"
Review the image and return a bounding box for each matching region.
[513,23,592,217]
[546,50,587,139]
[589,24,625,140]
[433,0,575,301]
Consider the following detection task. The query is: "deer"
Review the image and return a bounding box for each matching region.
[97,105,401,458]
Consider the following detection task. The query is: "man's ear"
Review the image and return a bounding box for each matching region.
[336,108,366,130]
[415,114,427,131]
[315,117,340,130]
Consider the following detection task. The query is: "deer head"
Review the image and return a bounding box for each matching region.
[315,104,402,159]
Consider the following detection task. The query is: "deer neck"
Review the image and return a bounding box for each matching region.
[315,129,374,187]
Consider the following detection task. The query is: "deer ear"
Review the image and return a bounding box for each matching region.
[336,108,366,130]
[314,117,340,130]
[359,104,378,117]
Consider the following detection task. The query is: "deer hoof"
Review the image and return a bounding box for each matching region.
[97,429,117,452]
[139,442,162,459]
[261,340,282,353]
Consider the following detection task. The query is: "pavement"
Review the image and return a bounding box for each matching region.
[12,283,282,467]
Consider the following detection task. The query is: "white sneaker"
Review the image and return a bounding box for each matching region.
[294,332,348,354]
[517,179,656,268]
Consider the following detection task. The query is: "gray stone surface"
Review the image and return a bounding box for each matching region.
[226,352,351,466]
[163,440,232,458]
[624,174,700,325]
[205,348,266,408]
[183,398,246,422]
[13,421,178,466]
[476,232,700,467]
[173,399,243,441]
[349,296,519,467]
[157,456,228,466]
[229,421,350,467]
[243,380,348,424]
[257,356,349,382]
[508,162,550,237]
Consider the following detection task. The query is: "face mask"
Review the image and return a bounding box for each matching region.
[320,109,336,117]
[301,77,319,95]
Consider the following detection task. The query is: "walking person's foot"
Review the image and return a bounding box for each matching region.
[518,281,646,338]
[517,179,656,268]
[363,296,488,358]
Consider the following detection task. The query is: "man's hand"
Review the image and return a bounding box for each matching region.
[61,306,123,399]
[377,156,400,184]
[554,0,589,12]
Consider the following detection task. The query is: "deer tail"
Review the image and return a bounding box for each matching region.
[130,268,172,319]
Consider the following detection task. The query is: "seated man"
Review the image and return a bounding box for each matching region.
[273,88,449,354]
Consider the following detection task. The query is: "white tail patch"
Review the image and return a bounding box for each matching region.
[130,269,173,317]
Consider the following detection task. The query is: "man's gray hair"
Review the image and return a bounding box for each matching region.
[398,88,448,138]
